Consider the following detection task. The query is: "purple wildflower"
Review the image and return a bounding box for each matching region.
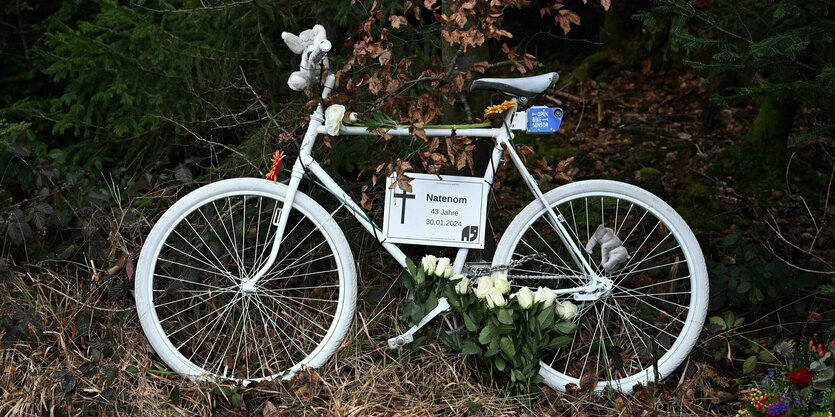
[766,401,788,416]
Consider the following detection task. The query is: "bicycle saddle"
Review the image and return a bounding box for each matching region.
[470,72,559,101]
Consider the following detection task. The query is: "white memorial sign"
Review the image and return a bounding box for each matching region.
[382,173,489,249]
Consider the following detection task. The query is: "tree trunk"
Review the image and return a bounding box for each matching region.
[441,0,489,124]
[713,95,797,195]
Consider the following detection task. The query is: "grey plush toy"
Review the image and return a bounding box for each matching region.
[281,25,327,91]
[585,224,630,273]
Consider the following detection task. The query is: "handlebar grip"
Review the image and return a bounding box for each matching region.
[309,40,332,66]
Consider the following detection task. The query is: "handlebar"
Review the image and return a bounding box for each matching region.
[309,40,331,66]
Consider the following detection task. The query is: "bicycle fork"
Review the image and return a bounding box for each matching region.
[240,76,335,292]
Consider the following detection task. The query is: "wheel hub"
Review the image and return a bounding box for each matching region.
[240,279,257,293]
[573,276,613,301]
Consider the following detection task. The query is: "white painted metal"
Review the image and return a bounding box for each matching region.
[137,25,707,393]
[136,179,357,384]
[493,180,709,394]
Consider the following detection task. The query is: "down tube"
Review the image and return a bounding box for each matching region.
[304,159,410,269]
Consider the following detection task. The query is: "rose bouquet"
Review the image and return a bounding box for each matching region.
[738,338,835,417]
[401,255,577,393]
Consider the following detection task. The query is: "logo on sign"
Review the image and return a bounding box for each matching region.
[461,225,478,242]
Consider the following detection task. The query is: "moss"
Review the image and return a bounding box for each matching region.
[563,51,614,84]
[675,182,726,232]
[639,167,662,183]
[709,96,796,197]
[534,146,587,163]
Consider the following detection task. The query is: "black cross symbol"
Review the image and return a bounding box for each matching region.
[394,189,415,224]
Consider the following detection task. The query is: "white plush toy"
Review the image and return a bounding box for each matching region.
[585,224,630,273]
[281,24,327,91]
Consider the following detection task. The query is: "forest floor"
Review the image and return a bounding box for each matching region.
[1,67,833,416]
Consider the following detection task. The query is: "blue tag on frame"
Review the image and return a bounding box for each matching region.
[527,106,563,133]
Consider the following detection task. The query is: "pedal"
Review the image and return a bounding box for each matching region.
[387,297,450,349]
[387,334,414,349]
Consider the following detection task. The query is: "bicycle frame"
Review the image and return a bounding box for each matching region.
[239,72,609,300]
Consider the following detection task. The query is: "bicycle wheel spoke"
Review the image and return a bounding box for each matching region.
[132,181,353,384]
[493,181,707,392]
[168,229,232,278]
[612,287,689,316]
[251,295,308,361]
[198,201,244,274]
[159,290,231,322]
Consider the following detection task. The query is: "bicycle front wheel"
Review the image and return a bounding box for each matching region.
[136,178,356,384]
[493,180,707,393]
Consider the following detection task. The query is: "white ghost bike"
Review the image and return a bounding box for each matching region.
[135,26,708,394]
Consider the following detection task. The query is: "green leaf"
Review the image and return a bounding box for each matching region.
[438,331,462,351]
[499,336,516,358]
[554,321,577,334]
[485,338,500,357]
[548,335,573,349]
[405,257,417,280]
[497,308,514,325]
[724,312,735,330]
[494,324,514,335]
[709,316,726,330]
[742,356,757,374]
[424,293,438,314]
[415,268,425,286]
[495,356,506,371]
[538,307,555,329]
[463,313,477,332]
[478,324,494,345]
[723,233,739,246]
[461,341,482,355]
[445,290,460,309]
[230,393,243,408]
[758,349,776,362]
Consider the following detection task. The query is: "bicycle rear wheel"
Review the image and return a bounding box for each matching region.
[493,180,707,393]
[136,178,356,384]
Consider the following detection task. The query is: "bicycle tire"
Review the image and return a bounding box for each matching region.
[136,178,356,384]
[493,180,708,393]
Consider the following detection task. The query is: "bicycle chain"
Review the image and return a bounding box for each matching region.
[463,252,547,277]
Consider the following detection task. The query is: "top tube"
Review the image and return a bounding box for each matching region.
[314,125,504,138]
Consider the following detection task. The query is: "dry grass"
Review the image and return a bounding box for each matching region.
[0,255,741,417]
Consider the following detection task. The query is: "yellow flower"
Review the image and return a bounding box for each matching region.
[483,100,516,118]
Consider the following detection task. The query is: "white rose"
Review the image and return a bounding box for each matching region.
[442,265,453,278]
[555,300,578,320]
[516,286,534,310]
[435,257,451,277]
[485,287,506,309]
[324,104,346,136]
[534,286,557,308]
[492,272,511,295]
[473,276,493,299]
[452,275,469,295]
[421,255,438,276]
